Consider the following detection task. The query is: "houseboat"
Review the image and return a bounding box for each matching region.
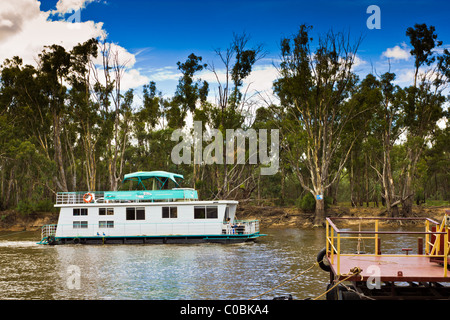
[39,171,263,245]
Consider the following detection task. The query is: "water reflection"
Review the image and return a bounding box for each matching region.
[0,228,330,300]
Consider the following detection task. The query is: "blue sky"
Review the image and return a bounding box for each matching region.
[3,0,450,99]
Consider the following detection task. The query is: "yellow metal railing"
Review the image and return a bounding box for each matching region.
[326,215,449,277]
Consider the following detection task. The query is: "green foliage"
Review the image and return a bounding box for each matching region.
[406,23,442,71]
[16,199,55,216]
[174,53,208,114]
[296,193,316,211]
[296,193,333,211]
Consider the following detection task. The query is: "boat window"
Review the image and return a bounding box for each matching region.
[136,207,145,220]
[126,207,146,220]
[73,221,88,229]
[206,206,218,219]
[162,207,177,218]
[126,208,135,220]
[99,221,114,228]
[73,208,88,216]
[99,208,114,216]
[194,206,218,219]
[194,206,206,219]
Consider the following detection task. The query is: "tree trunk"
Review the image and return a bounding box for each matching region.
[391,204,400,217]
[401,146,421,216]
[0,160,4,209]
[4,168,14,208]
[401,170,413,216]
[350,153,356,207]
[332,177,339,205]
[280,165,285,205]
[53,111,68,192]
[257,171,261,206]
[365,154,369,207]
[314,197,325,227]
[385,162,398,217]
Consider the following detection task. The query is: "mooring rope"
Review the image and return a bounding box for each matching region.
[249,264,364,300]
[312,267,363,300]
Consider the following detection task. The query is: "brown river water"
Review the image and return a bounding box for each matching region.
[0,226,428,300]
[0,228,332,300]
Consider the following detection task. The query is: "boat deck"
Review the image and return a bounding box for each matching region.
[325,216,450,283]
[327,254,448,282]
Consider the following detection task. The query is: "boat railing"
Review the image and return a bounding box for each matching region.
[38,224,57,244]
[325,216,449,277]
[222,220,260,235]
[56,189,198,205]
[40,221,257,238]
[56,192,104,205]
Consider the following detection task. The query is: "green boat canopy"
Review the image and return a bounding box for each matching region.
[122,171,184,188]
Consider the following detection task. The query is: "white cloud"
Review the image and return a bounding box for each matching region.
[53,0,96,15]
[92,41,138,68]
[437,117,447,129]
[0,0,43,42]
[0,0,104,65]
[195,63,278,106]
[243,64,278,95]
[198,63,278,94]
[382,43,411,61]
[147,66,182,82]
[111,69,149,92]
[394,69,415,85]
[0,0,149,91]
[352,54,367,68]
[393,66,444,88]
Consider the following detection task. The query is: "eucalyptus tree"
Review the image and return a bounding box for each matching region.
[208,32,265,198]
[274,25,366,226]
[132,81,167,171]
[91,39,133,191]
[421,125,450,200]
[406,23,443,88]
[67,38,99,191]
[365,73,406,216]
[170,54,209,187]
[342,74,381,207]
[174,53,208,119]
[0,56,58,208]
[38,44,72,192]
[401,24,447,215]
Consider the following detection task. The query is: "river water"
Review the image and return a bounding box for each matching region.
[0,228,331,300]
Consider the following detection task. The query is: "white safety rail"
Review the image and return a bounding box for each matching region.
[56,192,105,205]
[41,224,57,240]
[223,220,260,235]
[55,190,199,205]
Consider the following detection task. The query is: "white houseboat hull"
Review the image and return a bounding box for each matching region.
[42,200,262,245]
[39,171,264,245]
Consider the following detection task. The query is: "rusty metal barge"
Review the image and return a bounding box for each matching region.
[318,211,450,300]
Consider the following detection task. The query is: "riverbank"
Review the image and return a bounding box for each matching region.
[0,204,448,232]
[236,204,449,228]
[0,210,57,232]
